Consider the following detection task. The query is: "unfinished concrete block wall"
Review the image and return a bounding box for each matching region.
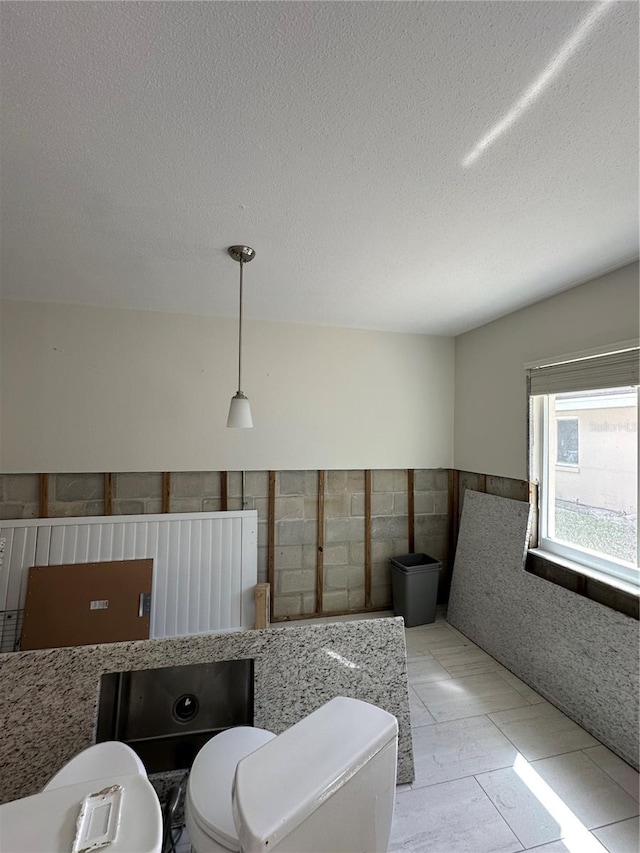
[167,472,222,514]
[274,471,319,618]
[0,475,39,520]
[323,470,366,613]
[241,472,270,586]
[0,469,530,622]
[370,470,410,607]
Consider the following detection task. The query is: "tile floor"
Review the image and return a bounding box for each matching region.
[175,612,639,853]
[390,616,638,853]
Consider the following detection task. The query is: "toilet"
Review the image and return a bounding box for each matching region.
[185,696,399,853]
[0,741,162,853]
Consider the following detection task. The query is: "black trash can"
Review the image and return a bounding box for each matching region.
[389,553,440,627]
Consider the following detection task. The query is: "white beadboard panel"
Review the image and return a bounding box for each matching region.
[0,527,38,615]
[0,512,257,637]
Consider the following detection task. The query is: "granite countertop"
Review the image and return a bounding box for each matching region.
[0,617,414,803]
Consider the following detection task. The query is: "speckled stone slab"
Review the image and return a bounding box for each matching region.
[447,490,639,769]
[0,617,413,804]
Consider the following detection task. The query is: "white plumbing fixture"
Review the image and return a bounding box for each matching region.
[185,696,399,853]
[0,741,162,852]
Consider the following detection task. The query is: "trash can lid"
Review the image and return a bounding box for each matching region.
[390,553,441,572]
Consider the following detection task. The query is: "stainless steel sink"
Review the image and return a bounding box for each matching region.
[97,659,254,772]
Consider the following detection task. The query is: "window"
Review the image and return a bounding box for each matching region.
[556,416,579,465]
[528,346,639,589]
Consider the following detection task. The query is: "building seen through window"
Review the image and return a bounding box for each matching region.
[531,380,639,587]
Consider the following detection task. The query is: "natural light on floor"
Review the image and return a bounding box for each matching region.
[513,754,608,852]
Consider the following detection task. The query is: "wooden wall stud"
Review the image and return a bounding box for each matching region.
[316,470,325,614]
[220,471,229,512]
[268,471,276,620]
[162,473,171,513]
[104,473,113,516]
[407,468,415,553]
[448,468,460,565]
[364,469,372,608]
[38,474,49,518]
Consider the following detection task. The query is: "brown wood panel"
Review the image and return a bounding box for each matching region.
[316,470,325,614]
[21,559,153,650]
[449,468,460,564]
[162,473,171,513]
[407,469,415,553]
[254,583,270,629]
[221,471,229,511]
[528,481,539,548]
[104,473,113,516]
[478,473,487,493]
[525,551,639,620]
[364,469,372,608]
[268,471,276,620]
[39,474,49,518]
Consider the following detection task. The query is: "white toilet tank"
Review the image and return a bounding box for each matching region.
[233,697,398,853]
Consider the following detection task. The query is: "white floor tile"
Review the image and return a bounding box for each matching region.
[441,620,474,641]
[404,624,471,653]
[497,670,547,705]
[430,644,506,677]
[592,816,640,853]
[488,702,600,761]
[389,776,523,853]
[408,686,436,727]
[442,659,510,678]
[407,656,451,684]
[405,647,437,661]
[528,751,639,830]
[411,715,518,788]
[476,759,607,849]
[583,746,640,803]
[413,672,532,722]
[520,836,607,852]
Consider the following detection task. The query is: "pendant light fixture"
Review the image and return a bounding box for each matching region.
[226,245,255,428]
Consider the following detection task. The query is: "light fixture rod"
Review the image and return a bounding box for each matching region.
[237,257,244,393]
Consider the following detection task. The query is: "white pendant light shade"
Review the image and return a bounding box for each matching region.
[226,245,255,429]
[227,392,253,428]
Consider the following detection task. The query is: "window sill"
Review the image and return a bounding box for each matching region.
[526,548,639,620]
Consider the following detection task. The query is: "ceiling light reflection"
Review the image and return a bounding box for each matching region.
[462,0,616,167]
[322,647,360,670]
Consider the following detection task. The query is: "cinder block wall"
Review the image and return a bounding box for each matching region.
[0,469,527,619]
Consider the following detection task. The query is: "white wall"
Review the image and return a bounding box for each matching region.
[454,262,640,480]
[0,300,454,473]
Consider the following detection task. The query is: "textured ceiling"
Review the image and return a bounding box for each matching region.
[1,1,638,335]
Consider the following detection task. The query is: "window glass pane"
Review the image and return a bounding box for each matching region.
[548,388,638,566]
[557,418,579,465]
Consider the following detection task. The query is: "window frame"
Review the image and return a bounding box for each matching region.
[528,347,639,593]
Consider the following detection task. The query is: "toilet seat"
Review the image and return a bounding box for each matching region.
[0,772,162,853]
[187,727,276,851]
[44,741,147,790]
